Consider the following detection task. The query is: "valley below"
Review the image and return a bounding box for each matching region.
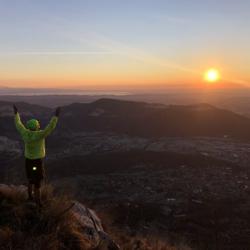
[2,133,250,249]
[2,98,250,249]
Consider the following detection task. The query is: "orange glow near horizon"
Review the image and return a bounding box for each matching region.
[1,1,250,90]
[0,57,249,89]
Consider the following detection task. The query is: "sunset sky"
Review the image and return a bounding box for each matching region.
[0,0,249,89]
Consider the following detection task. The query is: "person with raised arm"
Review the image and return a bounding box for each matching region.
[13,104,61,207]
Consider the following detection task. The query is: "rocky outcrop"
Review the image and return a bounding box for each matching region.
[71,201,119,249]
[0,184,120,250]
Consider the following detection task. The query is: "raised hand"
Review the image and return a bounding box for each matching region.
[13,104,18,114]
[55,107,61,117]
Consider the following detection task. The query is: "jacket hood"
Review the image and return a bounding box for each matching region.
[26,119,40,131]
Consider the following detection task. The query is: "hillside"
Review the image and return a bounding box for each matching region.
[60,99,250,139]
[2,88,250,117]
[1,98,250,139]
[0,184,190,250]
[2,99,250,249]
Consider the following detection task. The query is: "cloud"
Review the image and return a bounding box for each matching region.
[78,31,199,74]
[150,13,192,25]
[84,33,250,85]
[222,77,250,86]
[0,51,115,56]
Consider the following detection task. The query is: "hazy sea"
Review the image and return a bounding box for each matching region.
[0,88,130,96]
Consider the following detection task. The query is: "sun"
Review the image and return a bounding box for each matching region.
[204,69,220,83]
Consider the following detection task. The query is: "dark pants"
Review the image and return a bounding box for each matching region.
[25,158,45,188]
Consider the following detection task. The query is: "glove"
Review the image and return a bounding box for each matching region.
[55,107,61,117]
[13,105,18,114]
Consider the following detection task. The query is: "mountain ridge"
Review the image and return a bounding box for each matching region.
[1,98,250,139]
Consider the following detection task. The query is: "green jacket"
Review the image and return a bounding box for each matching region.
[15,113,58,159]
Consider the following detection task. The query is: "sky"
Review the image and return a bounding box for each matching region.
[0,0,250,89]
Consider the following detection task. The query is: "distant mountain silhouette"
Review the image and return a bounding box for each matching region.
[1,98,250,139]
[59,98,250,139]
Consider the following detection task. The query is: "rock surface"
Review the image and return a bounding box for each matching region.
[0,184,119,250]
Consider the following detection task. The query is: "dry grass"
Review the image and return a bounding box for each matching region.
[97,209,191,250]
[0,185,92,250]
[103,229,191,250]
[121,238,191,250]
[0,185,192,250]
